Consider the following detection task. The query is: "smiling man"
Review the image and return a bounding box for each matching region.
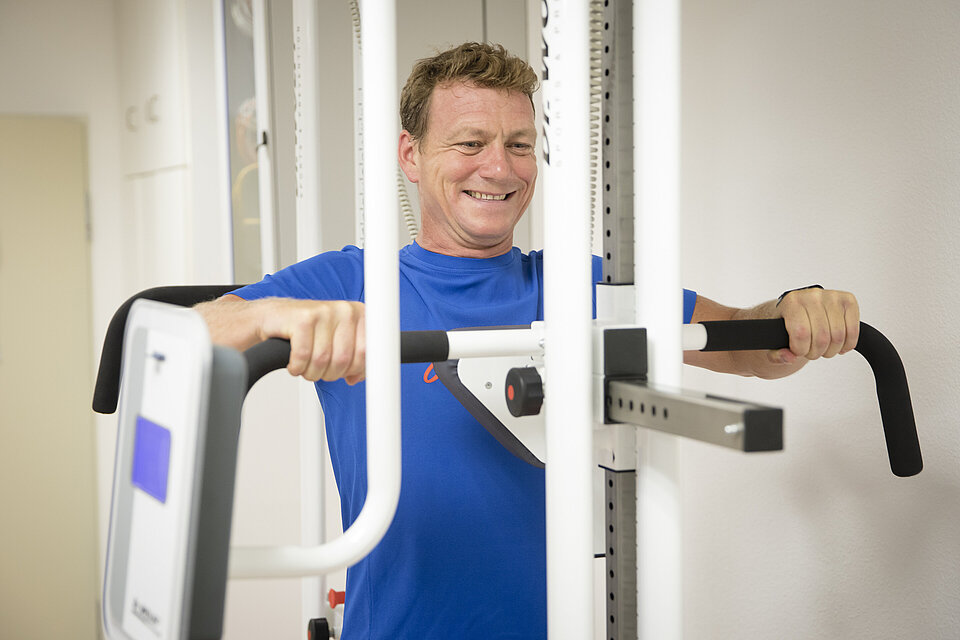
[196,42,859,639]
[398,78,538,257]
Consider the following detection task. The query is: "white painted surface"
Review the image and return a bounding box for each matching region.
[0,0,127,604]
[680,2,960,638]
[634,1,684,637]
[542,1,595,636]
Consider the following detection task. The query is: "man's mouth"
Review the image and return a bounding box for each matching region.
[464,190,511,201]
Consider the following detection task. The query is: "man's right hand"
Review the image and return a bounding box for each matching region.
[195,295,366,385]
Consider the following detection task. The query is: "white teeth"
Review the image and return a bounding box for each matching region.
[466,190,508,201]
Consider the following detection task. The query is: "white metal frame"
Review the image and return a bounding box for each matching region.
[634,1,684,638]
[227,0,401,579]
[541,1,596,637]
[238,0,685,637]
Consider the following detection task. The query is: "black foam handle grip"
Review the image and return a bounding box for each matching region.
[400,330,449,364]
[854,323,922,478]
[92,282,455,413]
[699,318,922,477]
[699,318,789,351]
[243,338,293,392]
[92,285,241,414]
[242,332,450,393]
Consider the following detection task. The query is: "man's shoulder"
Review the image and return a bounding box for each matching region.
[235,245,365,301]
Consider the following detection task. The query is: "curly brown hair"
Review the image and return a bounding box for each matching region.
[400,42,539,145]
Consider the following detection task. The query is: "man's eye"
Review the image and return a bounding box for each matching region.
[460,141,481,149]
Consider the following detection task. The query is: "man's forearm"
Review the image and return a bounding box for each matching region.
[685,287,858,379]
[684,295,805,379]
[194,294,267,351]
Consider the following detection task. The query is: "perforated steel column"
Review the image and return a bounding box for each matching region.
[605,467,638,640]
[601,0,634,285]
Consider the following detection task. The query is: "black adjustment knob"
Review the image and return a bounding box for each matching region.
[505,367,544,417]
[307,617,331,640]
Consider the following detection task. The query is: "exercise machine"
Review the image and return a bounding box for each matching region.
[94,287,919,640]
[96,1,922,638]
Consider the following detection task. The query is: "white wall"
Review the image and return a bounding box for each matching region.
[0,0,125,342]
[0,0,129,580]
[680,1,960,638]
[0,0,231,627]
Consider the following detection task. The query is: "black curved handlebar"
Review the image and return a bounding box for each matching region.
[244,333,453,392]
[92,287,453,413]
[92,285,240,414]
[93,287,921,477]
[699,318,922,477]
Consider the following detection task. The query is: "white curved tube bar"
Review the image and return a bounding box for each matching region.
[229,0,400,580]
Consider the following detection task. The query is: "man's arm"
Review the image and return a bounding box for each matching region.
[683,288,860,379]
[195,294,367,384]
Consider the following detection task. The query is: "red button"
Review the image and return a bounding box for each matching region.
[328,589,345,609]
[507,384,515,401]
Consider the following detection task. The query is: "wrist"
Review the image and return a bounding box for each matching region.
[776,284,824,307]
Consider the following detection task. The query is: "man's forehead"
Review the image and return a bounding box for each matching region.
[425,82,536,138]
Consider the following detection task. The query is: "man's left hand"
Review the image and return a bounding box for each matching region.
[774,287,860,365]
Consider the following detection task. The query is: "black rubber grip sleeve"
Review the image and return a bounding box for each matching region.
[243,332,451,392]
[699,318,789,351]
[855,323,922,477]
[243,338,292,393]
[400,330,450,364]
[93,285,241,414]
[699,318,921,477]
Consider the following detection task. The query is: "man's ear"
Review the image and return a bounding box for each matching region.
[398,130,420,183]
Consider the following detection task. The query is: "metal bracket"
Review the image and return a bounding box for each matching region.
[606,380,783,453]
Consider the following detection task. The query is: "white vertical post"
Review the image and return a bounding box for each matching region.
[357,0,402,568]
[541,1,594,637]
[292,0,326,623]
[229,0,400,583]
[634,0,683,638]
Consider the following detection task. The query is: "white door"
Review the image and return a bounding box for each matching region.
[0,115,100,639]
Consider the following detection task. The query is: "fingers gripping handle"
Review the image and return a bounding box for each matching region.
[698,319,922,477]
[92,286,451,413]
[243,333,451,392]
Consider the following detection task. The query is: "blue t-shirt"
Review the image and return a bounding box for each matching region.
[233,242,697,639]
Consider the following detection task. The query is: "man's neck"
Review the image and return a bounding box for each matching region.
[415,234,514,259]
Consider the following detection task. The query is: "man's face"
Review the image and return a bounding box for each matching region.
[398,82,538,257]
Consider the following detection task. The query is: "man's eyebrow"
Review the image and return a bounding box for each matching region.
[508,127,538,140]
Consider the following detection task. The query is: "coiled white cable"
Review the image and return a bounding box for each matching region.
[588,0,604,248]
[349,0,419,243]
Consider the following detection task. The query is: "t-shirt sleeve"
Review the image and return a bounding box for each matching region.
[683,288,697,324]
[230,246,365,302]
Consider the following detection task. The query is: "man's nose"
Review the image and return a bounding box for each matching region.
[478,144,511,180]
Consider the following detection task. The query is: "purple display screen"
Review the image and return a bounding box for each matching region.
[131,416,171,503]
